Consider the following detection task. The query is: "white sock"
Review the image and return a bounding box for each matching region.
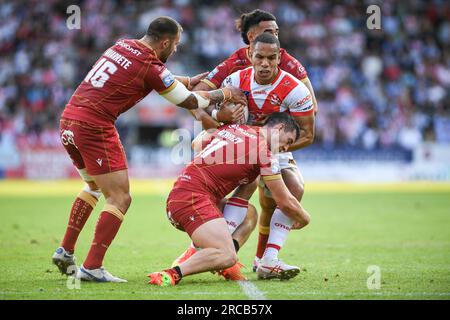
[223,197,248,234]
[263,208,294,260]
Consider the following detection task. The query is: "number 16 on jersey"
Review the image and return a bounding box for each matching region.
[84,58,118,88]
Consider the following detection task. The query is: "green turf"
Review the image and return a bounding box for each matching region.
[1,189,449,300]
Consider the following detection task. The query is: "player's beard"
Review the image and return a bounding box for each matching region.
[160,47,173,63]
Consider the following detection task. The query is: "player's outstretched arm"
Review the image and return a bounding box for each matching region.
[188,57,237,126]
[160,80,246,111]
[191,81,214,91]
[264,177,310,227]
[175,72,209,90]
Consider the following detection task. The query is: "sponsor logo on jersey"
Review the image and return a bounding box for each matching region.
[281,79,292,87]
[180,174,191,181]
[234,59,248,65]
[253,90,267,95]
[296,94,313,111]
[96,158,103,167]
[298,66,305,74]
[159,69,175,88]
[116,40,142,56]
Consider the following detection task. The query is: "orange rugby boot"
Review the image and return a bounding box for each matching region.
[148,269,181,287]
[217,262,247,281]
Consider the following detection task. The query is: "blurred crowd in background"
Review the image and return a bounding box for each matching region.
[0,0,449,157]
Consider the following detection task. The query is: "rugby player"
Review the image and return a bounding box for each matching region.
[174,33,314,280]
[52,16,246,282]
[172,9,317,274]
[148,112,310,286]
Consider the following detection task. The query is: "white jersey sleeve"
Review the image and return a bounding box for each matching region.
[283,81,314,116]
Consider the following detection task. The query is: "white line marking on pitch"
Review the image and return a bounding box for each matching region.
[237,280,267,300]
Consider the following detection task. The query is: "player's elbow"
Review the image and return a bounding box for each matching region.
[303,131,315,147]
[177,95,200,110]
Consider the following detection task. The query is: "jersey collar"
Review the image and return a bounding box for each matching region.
[135,39,157,55]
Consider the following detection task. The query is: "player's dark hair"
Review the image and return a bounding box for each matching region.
[265,112,301,141]
[235,9,276,45]
[147,16,183,40]
[253,32,280,49]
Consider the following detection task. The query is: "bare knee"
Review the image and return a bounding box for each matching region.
[121,193,132,212]
[107,192,132,214]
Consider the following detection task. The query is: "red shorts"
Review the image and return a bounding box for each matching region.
[166,188,223,237]
[59,118,128,176]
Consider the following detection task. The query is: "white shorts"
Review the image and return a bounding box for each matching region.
[259,152,301,198]
[276,152,297,170]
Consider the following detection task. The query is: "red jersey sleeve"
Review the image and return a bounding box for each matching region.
[202,49,250,89]
[280,49,308,81]
[144,60,177,94]
[202,59,235,89]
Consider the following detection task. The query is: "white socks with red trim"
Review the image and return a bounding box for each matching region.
[263,208,294,260]
[223,197,248,234]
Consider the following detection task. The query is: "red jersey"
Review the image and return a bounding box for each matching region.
[202,47,308,89]
[173,124,281,202]
[62,39,177,126]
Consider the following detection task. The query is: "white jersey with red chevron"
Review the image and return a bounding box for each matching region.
[222,66,314,121]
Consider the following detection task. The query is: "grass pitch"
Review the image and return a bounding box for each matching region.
[0,180,449,300]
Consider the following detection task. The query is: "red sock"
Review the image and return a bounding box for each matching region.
[61,192,98,253]
[83,210,123,269]
[256,232,270,259]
